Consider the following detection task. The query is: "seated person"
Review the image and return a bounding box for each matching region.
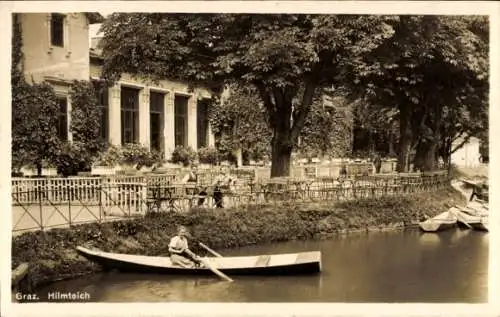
[181,163,208,206]
[211,167,236,208]
[168,226,203,268]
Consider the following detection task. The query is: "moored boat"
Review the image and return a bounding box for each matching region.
[451,207,489,232]
[76,246,322,276]
[419,210,457,232]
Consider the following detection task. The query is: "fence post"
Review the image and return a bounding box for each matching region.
[68,193,72,227]
[98,184,103,223]
[142,183,147,214]
[38,186,44,231]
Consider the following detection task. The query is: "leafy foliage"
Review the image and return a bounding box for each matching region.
[99,14,396,176]
[197,146,219,165]
[11,15,108,176]
[208,84,271,162]
[54,80,107,175]
[12,79,62,173]
[69,81,103,148]
[11,13,62,173]
[346,16,488,171]
[12,14,23,83]
[121,143,161,168]
[93,145,123,167]
[93,144,161,168]
[298,92,353,158]
[170,146,197,166]
[55,143,93,176]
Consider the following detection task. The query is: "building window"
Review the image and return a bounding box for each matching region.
[121,87,139,145]
[57,97,68,141]
[92,81,109,142]
[197,99,209,148]
[50,13,65,47]
[174,95,189,147]
[150,91,164,153]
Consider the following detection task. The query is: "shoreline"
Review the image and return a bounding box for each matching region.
[12,185,464,294]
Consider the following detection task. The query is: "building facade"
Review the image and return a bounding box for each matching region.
[19,13,215,159]
[451,136,481,167]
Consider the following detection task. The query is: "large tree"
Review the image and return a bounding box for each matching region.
[347,16,488,172]
[98,14,395,177]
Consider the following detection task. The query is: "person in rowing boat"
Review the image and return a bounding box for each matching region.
[168,226,204,268]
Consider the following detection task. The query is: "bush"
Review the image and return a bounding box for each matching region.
[93,144,162,169]
[55,142,92,176]
[171,146,197,166]
[197,147,218,165]
[121,143,159,168]
[93,145,123,167]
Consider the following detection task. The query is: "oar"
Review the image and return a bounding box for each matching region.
[199,242,223,258]
[184,249,233,282]
[453,206,473,229]
[457,215,473,229]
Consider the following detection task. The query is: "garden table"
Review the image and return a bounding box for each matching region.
[147,183,199,213]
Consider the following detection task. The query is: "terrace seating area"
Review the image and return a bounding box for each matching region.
[11,165,450,234]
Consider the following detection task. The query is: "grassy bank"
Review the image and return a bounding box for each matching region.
[12,186,463,292]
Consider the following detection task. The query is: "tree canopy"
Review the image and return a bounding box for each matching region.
[99,13,396,176]
[346,15,488,171]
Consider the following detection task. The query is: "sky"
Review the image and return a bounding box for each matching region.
[89,23,103,38]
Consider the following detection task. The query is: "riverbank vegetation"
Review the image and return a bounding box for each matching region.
[12,186,464,292]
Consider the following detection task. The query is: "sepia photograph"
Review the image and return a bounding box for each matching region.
[2,1,498,316]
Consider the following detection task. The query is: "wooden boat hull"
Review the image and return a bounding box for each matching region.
[419,211,457,232]
[453,209,489,232]
[419,221,456,232]
[76,246,322,276]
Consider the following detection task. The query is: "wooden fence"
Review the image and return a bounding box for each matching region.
[11,167,447,205]
[11,169,449,234]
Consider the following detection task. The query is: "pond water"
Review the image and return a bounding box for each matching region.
[35,228,488,302]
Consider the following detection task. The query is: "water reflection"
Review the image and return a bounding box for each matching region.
[35,228,488,303]
[419,232,443,247]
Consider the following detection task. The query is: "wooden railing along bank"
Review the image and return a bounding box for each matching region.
[11,166,448,233]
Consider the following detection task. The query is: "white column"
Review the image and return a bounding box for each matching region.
[108,84,121,146]
[187,96,197,150]
[139,88,150,148]
[164,92,175,159]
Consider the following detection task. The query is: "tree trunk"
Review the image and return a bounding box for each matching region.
[398,138,412,172]
[270,138,293,177]
[388,132,396,157]
[233,147,243,168]
[439,140,451,169]
[421,142,438,171]
[397,106,412,172]
[414,140,440,172]
[36,162,42,177]
[256,81,316,178]
[413,141,424,172]
[416,103,442,172]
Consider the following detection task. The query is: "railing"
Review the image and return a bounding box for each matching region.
[12,177,102,205]
[12,184,149,234]
[11,170,450,234]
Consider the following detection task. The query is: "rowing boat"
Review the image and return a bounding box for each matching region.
[419,210,457,232]
[76,246,322,276]
[451,207,489,232]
